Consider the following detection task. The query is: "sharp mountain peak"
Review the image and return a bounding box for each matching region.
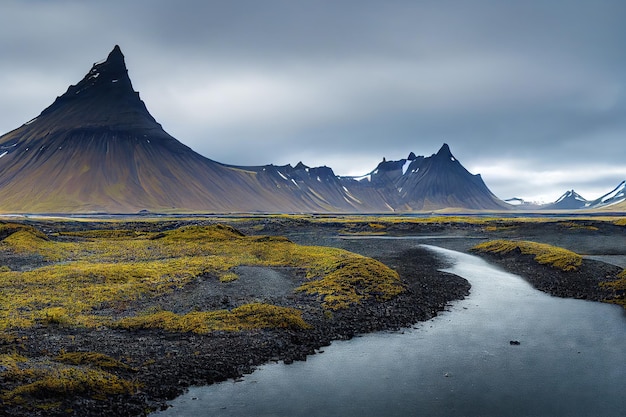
[31,44,162,135]
[433,143,454,160]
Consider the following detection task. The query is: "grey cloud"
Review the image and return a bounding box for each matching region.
[1,0,625,202]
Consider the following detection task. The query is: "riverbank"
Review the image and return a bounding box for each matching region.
[0,219,469,417]
[151,244,626,417]
[243,215,626,308]
[471,248,624,305]
[1,215,625,416]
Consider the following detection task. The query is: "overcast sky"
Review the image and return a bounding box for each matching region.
[1,1,625,202]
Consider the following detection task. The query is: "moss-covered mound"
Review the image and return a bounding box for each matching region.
[0,220,407,415]
[472,239,582,271]
[472,239,623,307]
[0,222,404,331]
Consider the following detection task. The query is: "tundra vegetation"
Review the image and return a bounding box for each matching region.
[472,239,625,307]
[472,240,583,271]
[601,269,626,308]
[1,214,625,414]
[0,221,404,412]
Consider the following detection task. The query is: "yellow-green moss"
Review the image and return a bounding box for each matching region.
[57,229,145,239]
[219,272,239,282]
[1,365,139,404]
[55,352,134,371]
[0,222,404,330]
[472,240,583,271]
[0,353,28,375]
[483,225,518,232]
[558,221,599,231]
[1,352,139,411]
[39,307,73,326]
[601,269,626,308]
[296,257,404,310]
[114,303,310,333]
[0,223,42,239]
[161,224,244,241]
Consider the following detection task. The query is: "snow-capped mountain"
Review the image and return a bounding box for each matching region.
[585,181,626,209]
[543,190,588,210]
[335,144,507,211]
[0,46,508,213]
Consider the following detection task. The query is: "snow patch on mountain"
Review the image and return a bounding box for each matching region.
[586,180,626,208]
[402,160,411,175]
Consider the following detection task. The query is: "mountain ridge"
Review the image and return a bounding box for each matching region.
[0,46,508,214]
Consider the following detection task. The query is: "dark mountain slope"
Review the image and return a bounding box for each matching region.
[336,144,508,211]
[394,144,508,210]
[543,190,588,210]
[0,47,328,213]
[0,46,507,213]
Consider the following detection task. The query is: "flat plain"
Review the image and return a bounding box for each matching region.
[1,214,624,416]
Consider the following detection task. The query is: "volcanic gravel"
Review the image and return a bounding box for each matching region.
[2,217,624,416]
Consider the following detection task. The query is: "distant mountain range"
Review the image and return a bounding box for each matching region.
[543,190,589,210]
[0,46,622,214]
[508,181,626,211]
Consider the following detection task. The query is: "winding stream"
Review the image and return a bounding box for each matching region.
[153,245,626,417]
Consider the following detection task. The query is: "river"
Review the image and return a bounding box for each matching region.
[153,245,626,417]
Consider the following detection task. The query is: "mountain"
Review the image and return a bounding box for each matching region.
[543,190,588,210]
[0,46,507,214]
[338,144,508,211]
[584,181,626,210]
[395,144,507,210]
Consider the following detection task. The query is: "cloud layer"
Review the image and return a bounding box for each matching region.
[1,0,625,202]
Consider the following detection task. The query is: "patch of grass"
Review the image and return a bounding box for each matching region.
[472,240,583,271]
[0,222,39,240]
[114,303,310,333]
[161,224,245,241]
[40,307,73,326]
[0,222,404,330]
[55,352,134,371]
[296,257,405,310]
[0,353,29,375]
[601,269,626,308]
[483,225,518,232]
[1,363,139,406]
[1,351,139,412]
[558,221,599,231]
[0,331,20,348]
[0,257,213,329]
[57,229,146,239]
[1,228,68,260]
[219,271,239,282]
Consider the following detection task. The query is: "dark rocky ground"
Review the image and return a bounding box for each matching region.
[472,250,623,302]
[1,218,469,417]
[2,216,625,416]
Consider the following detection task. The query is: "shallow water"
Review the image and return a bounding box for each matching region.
[585,254,626,268]
[153,245,626,417]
